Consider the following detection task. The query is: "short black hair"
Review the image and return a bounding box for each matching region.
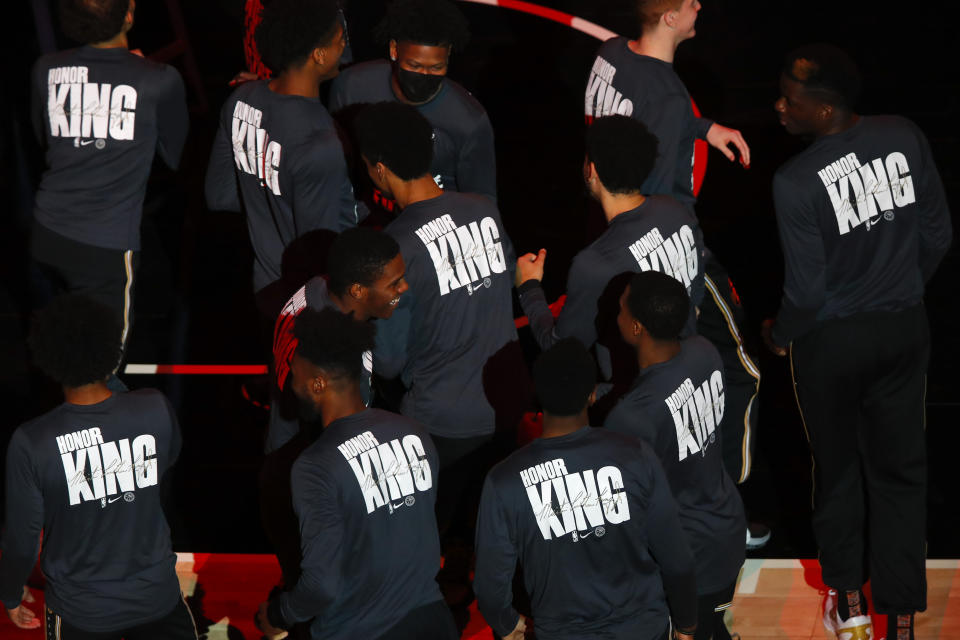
[374,0,470,51]
[625,271,689,341]
[533,338,596,417]
[783,43,862,111]
[327,228,401,296]
[255,0,340,74]
[59,0,130,44]
[28,295,122,387]
[293,308,376,383]
[355,101,434,180]
[586,115,658,195]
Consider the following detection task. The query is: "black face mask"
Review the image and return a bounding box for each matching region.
[396,68,443,103]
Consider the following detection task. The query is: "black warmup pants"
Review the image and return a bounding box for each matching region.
[698,259,761,485]
[32,222,139,355]
[375,600,459,639]
[44,596,197,640]
[694,581,737,640]
[791,304,929,615]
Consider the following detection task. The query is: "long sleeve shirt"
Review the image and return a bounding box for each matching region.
[0,390,182,631]
[518,196,705,378]
[771,116,952,346]
[266,408,443,639]
[475,426,697,639]
[205,80,357,291]
[30,46,188,251]
[375,192,519,438]
[605,336,745,593]
[585,37,713,206]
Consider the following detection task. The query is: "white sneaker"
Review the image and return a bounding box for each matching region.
[822,589,874,639]
[745,523,771,550]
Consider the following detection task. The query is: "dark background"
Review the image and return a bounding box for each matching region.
[2,0,957,558]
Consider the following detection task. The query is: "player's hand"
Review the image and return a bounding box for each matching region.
[230,70,260,86]
[6,586,40,629]
[516,249,547,287]
[706,123,750,168]
[761,318,787,357]
[503,614,526,639]
[255,601,288,639]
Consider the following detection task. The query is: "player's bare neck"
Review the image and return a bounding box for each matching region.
[629,32,676,64]
[319,390,367,429]
[330,292,369,323]
[541,413,589,439]
[91,32,129,50]
[818,113,860,139]
[638,339,681,370]
[394,177,443,210]
[603,192,646,224]
[269,70,320,99]
[63,381,112,406]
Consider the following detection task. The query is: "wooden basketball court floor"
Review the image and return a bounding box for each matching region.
[3,555,958,638]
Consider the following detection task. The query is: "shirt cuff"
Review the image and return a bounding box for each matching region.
[267,597,290,631]
[516,279,542,296]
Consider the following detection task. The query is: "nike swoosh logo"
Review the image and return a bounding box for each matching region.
[107,496,122,504]
[391,501,405,509]
[79,139,95,146]
[578,531,593,540]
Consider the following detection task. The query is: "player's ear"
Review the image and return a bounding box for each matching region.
[389,40,399,62]
[588,386,598,407]
[662,7,678,29]
[348,282,364,301]
[310,373,327,399]
[124,0,136,31]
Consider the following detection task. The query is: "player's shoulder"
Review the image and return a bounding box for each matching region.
[443,189,498,213]
[436,77,488,123]
[645,194,696,220]
[366,407,430,437]
[334,59,391,93]
[113,389,175,419]
[607,382,659,425]
[684,334,721,361]
[33,48,80,75]
[594,35,629,58]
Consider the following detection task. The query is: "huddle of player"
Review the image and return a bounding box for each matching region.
[4,0,949,639]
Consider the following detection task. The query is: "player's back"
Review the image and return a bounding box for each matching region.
[477,426,693,639]
[383,191,517,437]
[32,46,187,251]
[9,389,182,631]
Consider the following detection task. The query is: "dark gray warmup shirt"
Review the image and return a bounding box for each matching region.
[266,277,373,453]
[0,391,182,631]
[519,196,705,374]
[205,80,357,291]
[267,409,443,639]
[329,60,497,201]
[605,336,745,594]
[30,46,188,251]
[771,116,952,345]
[585,37,713,206]
[377,192,517,438]
[475,427,697,640]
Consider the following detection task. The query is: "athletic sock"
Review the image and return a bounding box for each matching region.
[837,589,866,621]
[887,613,914,640]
